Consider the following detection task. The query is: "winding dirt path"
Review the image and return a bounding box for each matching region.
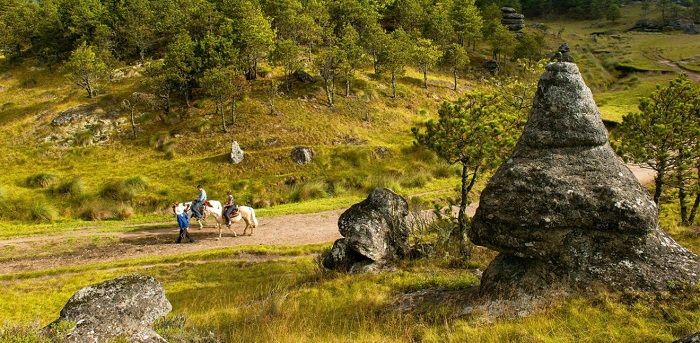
[0,165,656,275]
[657,59,700,82]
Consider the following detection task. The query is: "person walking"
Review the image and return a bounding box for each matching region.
[173,203,194,243]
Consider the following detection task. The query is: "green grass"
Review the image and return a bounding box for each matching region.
[1,242,697,342]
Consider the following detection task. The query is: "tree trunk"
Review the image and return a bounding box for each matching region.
[391,72,397,98]
[678,156,689,225]
[423,69,428,89]
[220,103,227,132]
[230,99,237,128]
[86,77,94,98]
[324,78,334,108]
[373,54,379,75]
[653,165,666,206]
[689,192,700,224]
[345,78,350,97]
[453,68,458,91]
[130,108,137,138]
[458,163,479,251]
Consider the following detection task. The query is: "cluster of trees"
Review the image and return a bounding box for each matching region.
[616,75,700,226]
[2,0,549,109]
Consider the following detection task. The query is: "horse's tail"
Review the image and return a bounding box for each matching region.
[250,207,258,228]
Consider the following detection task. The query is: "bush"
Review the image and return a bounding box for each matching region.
[25,172,58,188]
[100,180,135,201]
[52,178,85,198]
[288,181,329,202]
[124,176,149,191]
[115,203,134,220]
[79,202,115,221]
[30,203,58,222]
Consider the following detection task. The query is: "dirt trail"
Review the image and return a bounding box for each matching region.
[657,59,700,82]
[0,165,656,275]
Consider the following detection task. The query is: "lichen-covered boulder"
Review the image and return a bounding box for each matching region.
[323,188,409,272]
[291,146,314,165]
[230,141,244,164]
[51,274,172,343]
[675,332,700,343]
[470,62,700,297]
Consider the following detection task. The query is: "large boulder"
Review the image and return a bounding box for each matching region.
[323,188,409,272]
[291,146,314,165]
[470,62,700,297]
[50,274,172,342]
[230,141,244,164]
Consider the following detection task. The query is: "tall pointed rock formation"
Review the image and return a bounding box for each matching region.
[471,62,699,296]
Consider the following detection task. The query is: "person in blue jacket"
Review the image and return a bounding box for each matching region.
[173,203,194,243]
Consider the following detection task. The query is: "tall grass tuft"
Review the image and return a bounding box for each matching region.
[288,181,329,202]
[100,180,136,201]
[124,176,149,191]
[51,177,85,198]
[100,177,148,202]
[25,172,58,188]
[30,203,58,222]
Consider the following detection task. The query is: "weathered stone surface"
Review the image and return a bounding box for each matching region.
[47,104,125,146]
[323,188,409,272]
[470,62,700,297]
[51,274,172,343]
[502,13,525,20]
[291,146,314,165]
[230,141,244,164]
[674,332,700,343]
[501,6,517,13]
[293,70,315,83]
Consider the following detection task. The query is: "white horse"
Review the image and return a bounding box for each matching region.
[182,200,259,240]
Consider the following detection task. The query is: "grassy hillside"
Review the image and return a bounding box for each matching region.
[0,2,698,230]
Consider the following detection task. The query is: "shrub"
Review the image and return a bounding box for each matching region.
[100,180,135,201]
[79,202,115,221]
[52,178,85,198]
[124,176,149,191]
[30,203,58,222]
[25,172,58,188]
[288,181,329,202]
[115,203,134,220]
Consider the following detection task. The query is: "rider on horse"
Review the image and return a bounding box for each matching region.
[191,185,207,220]
[223,190,238,226]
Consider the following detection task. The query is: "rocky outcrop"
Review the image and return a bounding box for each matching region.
[470,62,700,298]
[230,141,244,164]
[323,188,409,272]
[291,146,314,165]
[50,274,172,342]
[501,7,525,32]
[47,104,125,146]
[293,70,315,83]
[631,19,698,34]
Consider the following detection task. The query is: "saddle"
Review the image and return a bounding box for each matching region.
[204,200,212,207]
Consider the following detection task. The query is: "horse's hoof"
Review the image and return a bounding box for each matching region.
[216,237,220,241]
